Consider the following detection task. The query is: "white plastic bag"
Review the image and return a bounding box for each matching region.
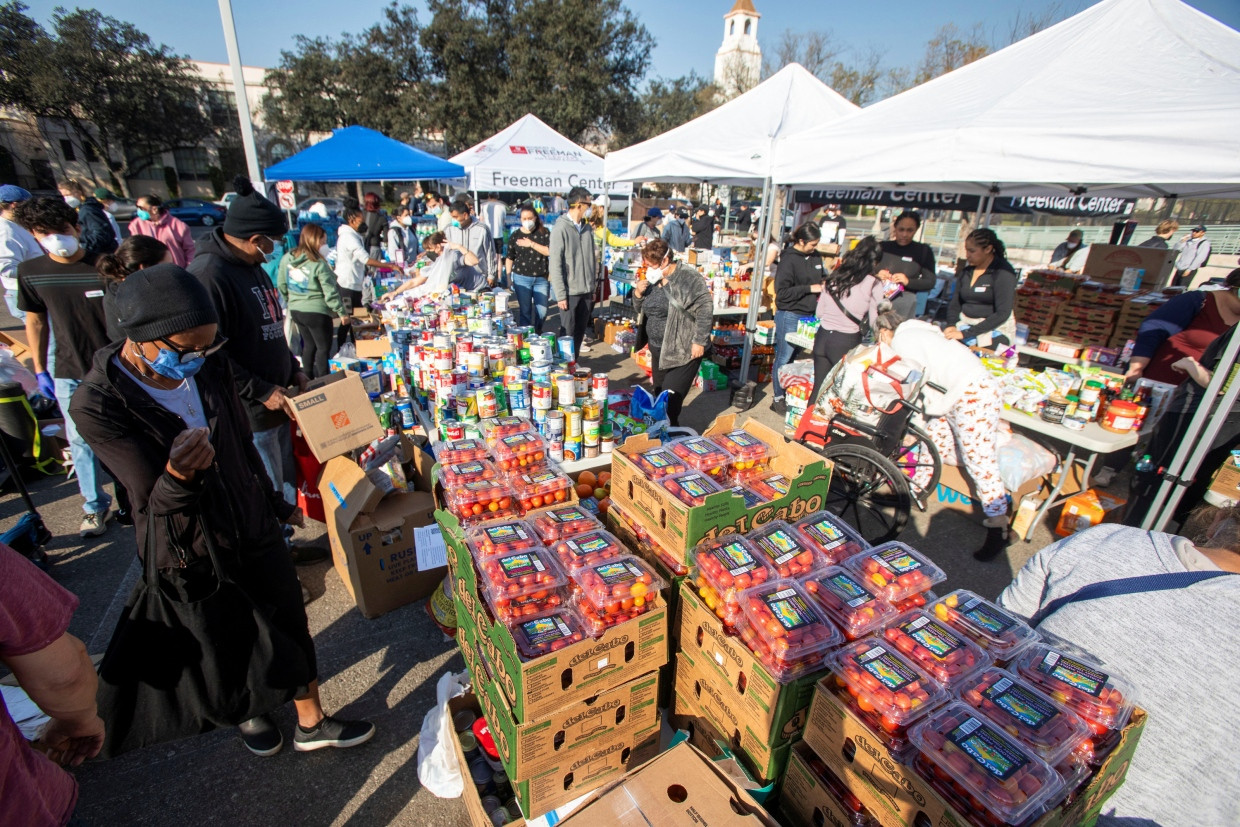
[417,669,471,798]
[0,346,37,395]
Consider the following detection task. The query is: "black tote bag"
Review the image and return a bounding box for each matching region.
[96,513,311,758]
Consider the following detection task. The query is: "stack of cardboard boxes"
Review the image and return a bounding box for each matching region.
[1110,292,1169,349]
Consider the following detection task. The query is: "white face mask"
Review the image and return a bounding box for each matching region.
[104,202,116,213]
[63,196,81,209]
[40,232,79,258]
[429,205,443,216]
[646,262,669,284]
[318,244,331,259]
[400,215,413,226]
[521,219,536,231]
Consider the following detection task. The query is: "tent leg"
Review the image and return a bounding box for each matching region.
[982,194,995,228]
[737,177,774,390]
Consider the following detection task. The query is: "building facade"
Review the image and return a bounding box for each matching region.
[714,0,762,98]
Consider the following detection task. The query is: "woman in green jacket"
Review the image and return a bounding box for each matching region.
[277,223,349,378]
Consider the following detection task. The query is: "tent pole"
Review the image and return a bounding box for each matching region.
[737,177,774,389]
[982,194,994,228]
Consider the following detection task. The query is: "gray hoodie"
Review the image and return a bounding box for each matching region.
[549,215,596,301]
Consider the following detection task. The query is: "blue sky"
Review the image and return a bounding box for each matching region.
[20,0,1240,85]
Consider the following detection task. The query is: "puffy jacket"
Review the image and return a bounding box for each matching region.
[277,251,346,318]
[77,198,118,256]
[774,247,826,316]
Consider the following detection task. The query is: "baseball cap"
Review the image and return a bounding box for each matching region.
[645,207,663,219]
[94,187,116,200]
[1194,224,1207,232]
[0,184,31,203]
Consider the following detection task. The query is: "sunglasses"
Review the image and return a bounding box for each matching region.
[158,335,229,363]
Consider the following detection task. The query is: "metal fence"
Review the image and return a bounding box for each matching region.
[921,222,1240,257]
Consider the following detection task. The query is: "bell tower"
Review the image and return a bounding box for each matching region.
[714,0,762,97]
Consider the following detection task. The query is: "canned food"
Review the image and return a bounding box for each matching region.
[574,368,591,396]
[556,335,576,362]
[548,439,565,462]
[465,351,485,376]
[531,381,554,410]
[531,361,553,383]
[591,374,609,401]
[543,410,565,435]
[563,437,582,462]
[563,405,582,438]
[507,381,528,410]
[529,340,550,362]
[584,443,600,459]
[396,400,415,429]
[456,394,478,419]
[555,375,576,406]
[583,416,601,446]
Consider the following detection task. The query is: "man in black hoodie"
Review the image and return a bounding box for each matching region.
[188,177,309,537]
[58,179,117,256]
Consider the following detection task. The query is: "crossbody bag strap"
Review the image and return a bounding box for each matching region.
[1029,570,1233,627]
[827,288,865,329]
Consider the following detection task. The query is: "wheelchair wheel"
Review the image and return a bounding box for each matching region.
[821,444,911,544]
[895,424,941,511]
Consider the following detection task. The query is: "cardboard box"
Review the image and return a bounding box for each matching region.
[557,741,780,827]
[801,679,1146,827]
[1053,489,1127,536]
[611,414,832,558]
[1082,244,1176,287]
[932,463,1080,523]
[290,371,383,462]
[439,508,669,721]
[0,329,33,371]
[781,741,877,827]
[352,334,391,359]
[1207,455,1240,505]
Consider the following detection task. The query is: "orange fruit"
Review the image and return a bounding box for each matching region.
[598,497,611,515]
[597,472,611,486]
[578,470,597,488]
[576,483,595,499]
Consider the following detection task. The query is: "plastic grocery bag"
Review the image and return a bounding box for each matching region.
[997,432,1058,492]
[417,670,471,798]
[0,346,37,395]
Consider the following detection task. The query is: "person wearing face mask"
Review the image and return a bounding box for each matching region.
[770,222,826,416]
[1125,266,1240,385]
[92,187,124,248]
[71,264,374,758]
[424,191,452,232]
[335,207,394,346]
[387,232,479,300]
[129,193,195,267]
[13,197,117,537]
[632,239,712,427]
[58,179,117,256]
[635,207,662,241]
[360,193,388,263]
[0,184,43,321]
[386,206,419,265]
[549,186,598,358]
[1049,229,1086,270]
[505,205,551,332]
[446,200,497,290]
[876,210,937,319]
[278,224,349,379]
[661,208,692,254]
[187,177,308,516]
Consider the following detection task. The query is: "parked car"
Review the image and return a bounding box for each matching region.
[164,198,228,226]
[295,197,346,215]
[108,197,138,221]
[216,192,237,208]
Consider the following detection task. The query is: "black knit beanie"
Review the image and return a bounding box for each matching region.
[222,175,288,238]
[116,263,219,342]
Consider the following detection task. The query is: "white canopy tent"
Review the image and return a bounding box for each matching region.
[771,0,1240,201]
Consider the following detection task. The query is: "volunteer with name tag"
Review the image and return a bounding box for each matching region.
[944,228,1018,349]
[877,210,938,319]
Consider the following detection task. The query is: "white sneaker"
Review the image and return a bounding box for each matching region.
[79,510,112,538]
[578,341,592,354]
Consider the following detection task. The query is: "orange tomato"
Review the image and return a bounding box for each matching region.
[575,482,594,499]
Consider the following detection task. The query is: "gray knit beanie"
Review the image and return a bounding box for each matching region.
[116,263,219,342]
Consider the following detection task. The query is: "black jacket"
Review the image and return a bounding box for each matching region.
[947,258,1018,338]
[362,209,389,251]
[188,229,301,431]
[1136,236,1169,249]
[70,342,294,570]
[879,239,937,293]
[78,198,118,256]
[774,247,826,316]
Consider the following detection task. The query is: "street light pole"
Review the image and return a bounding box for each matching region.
[218,0,263,184]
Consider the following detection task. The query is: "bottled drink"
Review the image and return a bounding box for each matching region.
[1135,454,1154,473]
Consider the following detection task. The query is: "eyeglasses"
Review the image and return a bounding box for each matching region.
[157,335,228,363]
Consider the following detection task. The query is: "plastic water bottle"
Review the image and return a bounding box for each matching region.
[1135,454,1153,473]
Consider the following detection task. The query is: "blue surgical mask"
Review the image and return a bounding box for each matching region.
[258,236,281,264]
[136,208,151,221]
[451,220,461,229]
[140,346,205,380]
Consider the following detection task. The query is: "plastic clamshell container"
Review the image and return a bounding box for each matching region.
[794,510,871,565]
[529,504,604,543]
[478,549,568,624]
[892,590,936,613]
[749,520,829,579]
[572,555,665,636]
[630,446,689,480]
[799,751,880,827]
[714,429,775,482]
[510,606,588,661]
[481,415,535,445]
[802,566,899,640]
[735,579,843,682]
[509,464,574,510]
[909,702,1065,827]
[465,519,541,560]
[728,483,767,509]
[551,528,627,573]
[931,590,1040,661]
[1012,644,1138,734]
[437,458,502,488]
[659,471,726,507]
[668,436,733,478]
[956,667,1092,766]
[746,473,792,501]
[691,535,775,627]
[446,479,521,523]
[884,610,992,688]
[828,637,946,737]
[608,499,688,576]
[436,437,489,464]
[490,430,548,472]
[845,542,946,603]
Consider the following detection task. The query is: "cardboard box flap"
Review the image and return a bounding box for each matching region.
[319,456,384,529]
[290,370,383,463]
[353,335,390,359]
[360,490,435,531]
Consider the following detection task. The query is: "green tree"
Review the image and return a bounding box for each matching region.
[611,72,718,149]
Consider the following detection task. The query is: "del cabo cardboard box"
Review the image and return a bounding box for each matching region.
[290,370,384,462]
[1082,244,1176,288]
[781,740,876,827]
[611,413,832,558]
[801,678,1146,827]
[439,508,669,721]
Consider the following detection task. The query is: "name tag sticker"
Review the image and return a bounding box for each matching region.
[902,256,913,262]
[976,285,989,292]
[85,289,104,298]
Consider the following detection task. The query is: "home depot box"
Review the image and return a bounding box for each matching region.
[557,741,780,827]
[801,679,1146,827]
[439,508,669,721]
[289,370,383,462]
[319,457,445,618]
[781,740,877,827]
[611,413,832,558]
[1082,244,1176,287]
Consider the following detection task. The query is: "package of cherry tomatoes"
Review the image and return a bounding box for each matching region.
[845,542,946,603]
[800,751,880,827]
[727,483,767,509]
[466,519,541,560]
[436,458,502,489]
[551,528,627,573]
[892,591,935,613]
[481,415,535,446]
[955,667,1092,766]
[908,702,1066,827]
[630,446,689,480]
[668,436,733,478]
[510,607,588,661]
[478,548,568,624]
[491,430,549,472]
[883,610,992,688]
[660,471,726,507]
[827,637,947,754]
[691,536,774,627]
[1011,644,1137,740]
[794,510,870,565]
[931,590,1040,662]
[746,473,791,501]
[571,555,665,636]
[735,579,842,682]
[607,500,688,576]
[713,429,775,482]
[436,437,489,465]
[509,465,574,511]
[803,566,899,640]
[446,479,521,523]
[749,520,829,579]
[529,504,604,543]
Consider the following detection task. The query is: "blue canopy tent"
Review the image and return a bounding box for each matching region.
[264,125,464,181]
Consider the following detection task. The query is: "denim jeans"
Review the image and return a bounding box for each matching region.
[512,274,550,334]
[252,422,296,509]
[55,378,112,514]
[772,309,805,401]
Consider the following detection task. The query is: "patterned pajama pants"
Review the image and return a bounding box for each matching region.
[917,375,1008,517]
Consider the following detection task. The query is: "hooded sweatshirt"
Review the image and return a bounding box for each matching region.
[188,228,300,431]
[277,250,346,318]
[549,214,596,301]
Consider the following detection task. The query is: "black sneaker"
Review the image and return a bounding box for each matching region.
[771,397,787,416]
[288,544,330,566]
[294,716,376,752]
[239,714,283,757]
[115,509,134,526]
